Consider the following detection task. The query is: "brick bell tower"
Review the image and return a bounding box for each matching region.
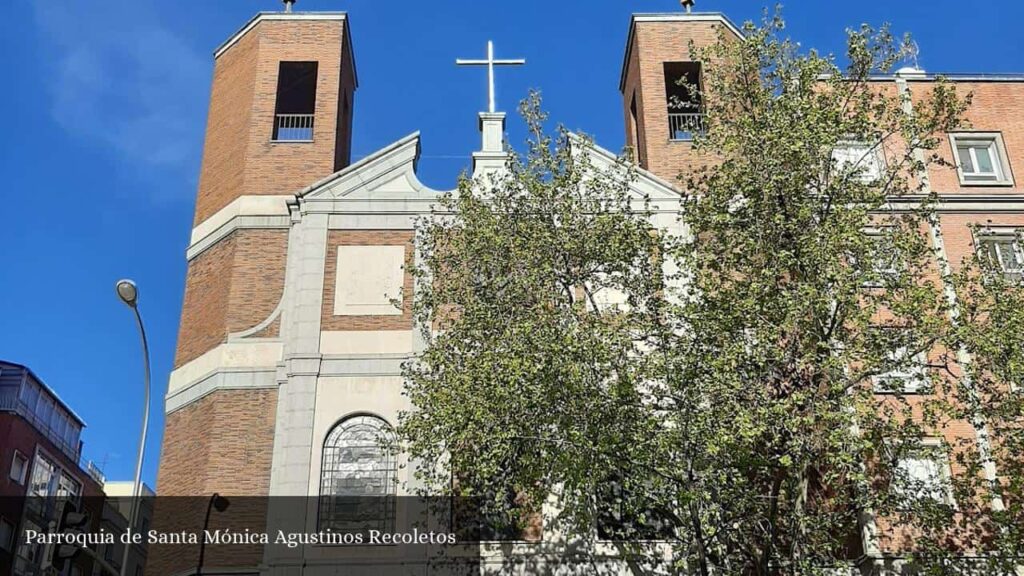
[158,5,356,498]
[620,8,742,184]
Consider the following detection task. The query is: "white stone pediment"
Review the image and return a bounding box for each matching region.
[296,131,679,209]
[568,133,684,203]
[299,132,448,201]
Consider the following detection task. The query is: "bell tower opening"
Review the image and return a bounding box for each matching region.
[663,61,703,141]
[272,61,319,141]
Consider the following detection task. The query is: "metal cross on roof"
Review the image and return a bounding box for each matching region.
[456,41,526,114]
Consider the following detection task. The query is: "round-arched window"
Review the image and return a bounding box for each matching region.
[318,415,396,533]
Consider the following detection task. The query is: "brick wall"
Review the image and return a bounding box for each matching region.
[321,230,415,331]
[621,34,647,167]
[622,19,737,185]
[175,229,288,368]
[156,388,278,496]
[149,389,277,575]
[193,18,355,226]
[194,25,257,227]
[911,80,1024,194]
[940,213,1024,272]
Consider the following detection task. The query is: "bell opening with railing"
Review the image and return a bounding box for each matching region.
[272,61,318,142]
[274,113,315,141]
[664,61,704,141]
[668,113,705,142]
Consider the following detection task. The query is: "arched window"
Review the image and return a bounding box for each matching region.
[318,415,396,533]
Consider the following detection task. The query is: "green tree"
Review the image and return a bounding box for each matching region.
[399,11,1021,576]
[400,93,670,543]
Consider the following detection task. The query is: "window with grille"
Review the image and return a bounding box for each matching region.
[318,415,397,534]
[663,61,704,141]
[977,234,1024,282]
[892,440,954,506]
[832,141,884,182]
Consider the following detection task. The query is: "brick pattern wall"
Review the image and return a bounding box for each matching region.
[321,230,415,331]
[149,389,277,575]
[194,26,258,227]
[175,229,288,368]
[156,388,278,496]
[940,213,1024,272]
[193,18,355,226]
[333,34,357,172]
[624,20,735,185]
[912,81,1024,194]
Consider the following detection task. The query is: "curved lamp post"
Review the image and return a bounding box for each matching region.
[115,279,151,576]
[196,493,230,575]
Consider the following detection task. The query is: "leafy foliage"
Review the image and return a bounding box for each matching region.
[399,10,1022,576]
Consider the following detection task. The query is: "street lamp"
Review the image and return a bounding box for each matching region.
[115,279,151,576]
[196,493,230,575]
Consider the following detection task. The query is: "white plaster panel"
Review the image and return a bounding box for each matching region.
[167,341,283,395]
[332,245,406,315]
[319,330,414,355]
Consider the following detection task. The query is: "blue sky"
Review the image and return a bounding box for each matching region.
[0,0,1020,489]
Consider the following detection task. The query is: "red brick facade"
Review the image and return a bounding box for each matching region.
[156,389,278,497]
[174,228,288,368]
[623,16,1024,560]
[155,10,1024,570]
[621,17,738,183]
[915,80,1024,195]
[194,16,356,226]
[150,389,277,575]
[0,414,104,576]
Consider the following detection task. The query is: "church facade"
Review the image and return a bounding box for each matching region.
[152,5,1024,575]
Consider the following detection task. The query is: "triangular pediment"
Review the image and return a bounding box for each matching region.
[297,131,679,208]
[299,132,448,200]
[568,133,683,203]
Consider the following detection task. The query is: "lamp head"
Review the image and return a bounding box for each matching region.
[116,279,138,308]
[212,494,230,513]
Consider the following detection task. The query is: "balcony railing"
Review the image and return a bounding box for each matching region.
[273,113,315,141]
[668,113,705,141]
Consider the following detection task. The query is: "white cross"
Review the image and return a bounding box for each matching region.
[456,41,526,114]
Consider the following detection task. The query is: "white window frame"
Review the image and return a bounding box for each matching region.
[873,346,929,394]
[858,228,903,287]
[893,438,955,507]
[949,132,1014,186]
[9,450,28,485]
[832,140,885,183]
[58,472,83,508]
[974,229,1024,282]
